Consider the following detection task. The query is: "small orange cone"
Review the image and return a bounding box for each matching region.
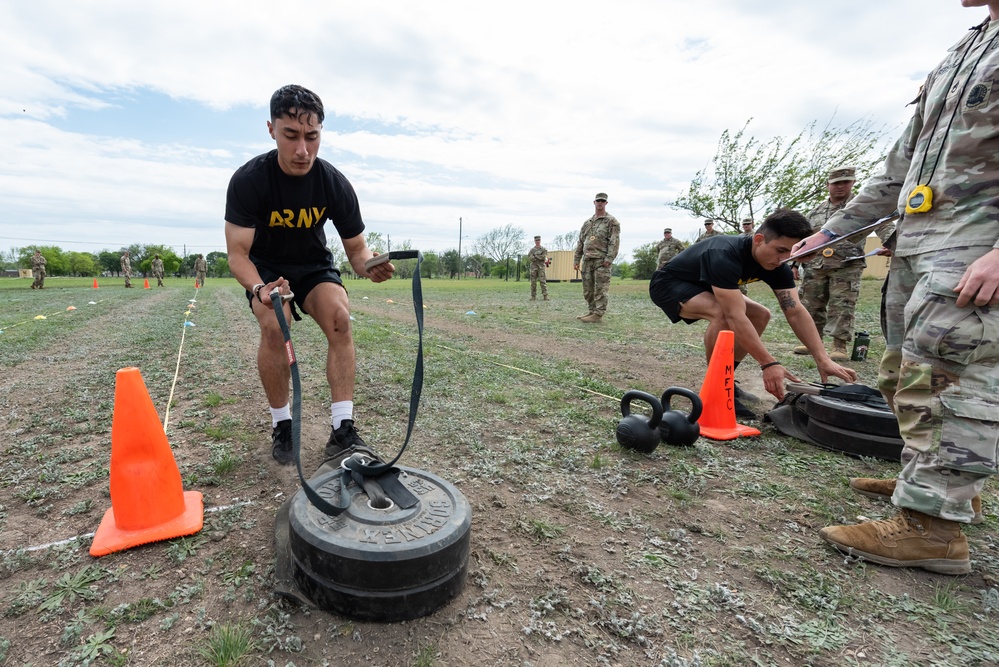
[696,330,761,441]
[90,368,203,557]
[195,280,200,288]
[143,278,150,289]
[93,278,99,289]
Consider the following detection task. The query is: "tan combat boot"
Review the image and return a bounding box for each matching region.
[850,477,983,524]
[793,344,811,355]
[819,508,970,574]
[580,313,602,323]
[830,338,850,361]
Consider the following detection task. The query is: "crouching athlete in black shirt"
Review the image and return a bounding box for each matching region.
[650,208,857,417]
[225,84,394,466]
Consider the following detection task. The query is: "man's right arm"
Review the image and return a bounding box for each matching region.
[225,222,287,307]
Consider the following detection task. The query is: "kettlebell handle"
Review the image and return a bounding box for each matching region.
[660,387,703,423]
[620,390,664,429]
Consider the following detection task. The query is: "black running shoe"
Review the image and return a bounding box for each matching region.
[733,398,757,420]
[733,382,760,403]
[271,419,294,465]
[324,420,382,464]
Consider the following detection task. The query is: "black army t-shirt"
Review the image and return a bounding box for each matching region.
[659,234,795,291]
[225,150,365,265]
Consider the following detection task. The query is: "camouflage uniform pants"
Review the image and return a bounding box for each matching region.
[580,258,611,316]
[878,246,999,523]
[32,269,45,289]
[529,265,547,298]
[197,272,207,286]
[123,270,131,287]
[799,263,863,342]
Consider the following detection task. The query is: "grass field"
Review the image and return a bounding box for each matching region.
[1,274,997,666]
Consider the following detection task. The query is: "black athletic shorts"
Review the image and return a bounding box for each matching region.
[649,271,707,325]
[245,257,344,319]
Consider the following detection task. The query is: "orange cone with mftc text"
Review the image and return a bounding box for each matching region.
[697,330,761,441]
[90,367,203,557]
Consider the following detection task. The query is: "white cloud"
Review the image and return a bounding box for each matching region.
[0,0,986,258]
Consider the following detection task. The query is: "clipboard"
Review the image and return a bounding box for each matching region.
[782,212,899,264]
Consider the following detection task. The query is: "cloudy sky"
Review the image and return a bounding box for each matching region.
[0,1,986,262]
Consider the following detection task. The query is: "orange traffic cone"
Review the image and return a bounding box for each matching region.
[194,280,200,288]
[143,278,150,289]
[90,368,203,557]
[696,330,761,441]
[93,278,99,289]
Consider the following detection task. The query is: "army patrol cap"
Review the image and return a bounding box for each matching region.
[827,166,856,183]
[534,235,541,240]
[741,218,753,226]
[594,192,608,201]
[703,219,714,226]
[663,228,672,234]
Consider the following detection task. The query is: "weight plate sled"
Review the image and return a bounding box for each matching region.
[804,393,902,439]
[288,465,471,622]
[805,417,904,461]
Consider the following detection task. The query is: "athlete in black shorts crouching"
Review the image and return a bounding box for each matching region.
[650,209,856,417]
[225,84,395,465]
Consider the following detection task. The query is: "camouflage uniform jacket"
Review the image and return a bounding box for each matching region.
[573,214,620,265]
[527,245,548,267]
[656,238,685,267]
[151,258,165,277]
[695,229,722,243]
[805,196,862,270]
[194,257,207,275]
[120,255,131,274]
[824,18,999,256]
[31,254,46,274]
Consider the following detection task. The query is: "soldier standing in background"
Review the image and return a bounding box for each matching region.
[696,219,722,243]
[151,254,165,287]
[741,218,755,236]
[528,235,550,301]
[793,166,892,361]
[573,192,620,323]
[194,254,208,286]
[656,228,684,270]
[121,250,132,288]
[30,250,46,289]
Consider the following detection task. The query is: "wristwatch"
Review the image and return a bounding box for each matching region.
[252,283,265,302]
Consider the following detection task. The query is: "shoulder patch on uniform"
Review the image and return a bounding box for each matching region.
[966,82,990,110]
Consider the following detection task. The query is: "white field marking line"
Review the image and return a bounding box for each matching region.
[163,286,199,431]
[0,500,256,555]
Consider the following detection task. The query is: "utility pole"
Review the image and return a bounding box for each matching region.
[457,217,462,280]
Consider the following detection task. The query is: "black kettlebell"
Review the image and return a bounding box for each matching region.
[659,387,703,447]
[616,390,664,454]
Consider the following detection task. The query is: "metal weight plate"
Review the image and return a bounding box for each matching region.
[288,466,471,622]
[805,417,904,462]
[804,394,902,439]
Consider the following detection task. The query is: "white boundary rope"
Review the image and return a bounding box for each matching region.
[163,285,200,431]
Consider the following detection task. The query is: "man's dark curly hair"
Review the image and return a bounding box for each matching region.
[758,208,812,241]
[270,85,325,124]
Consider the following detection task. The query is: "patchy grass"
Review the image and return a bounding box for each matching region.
[0,276,996,665]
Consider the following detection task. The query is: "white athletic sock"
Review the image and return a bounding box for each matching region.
[270,404,291,427]
[331,401,354,429]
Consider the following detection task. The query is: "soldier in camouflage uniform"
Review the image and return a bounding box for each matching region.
[738,219,755,294]
[194,254,208,286]
[151,254,165,287]
[528,235,549,301]
[809,3,999,575]
[30,250,46,289]
[656,228,685,270]
[573,192,620,322]
[120,250,132,288]
[695,219,722,243]
[793,167,865,360]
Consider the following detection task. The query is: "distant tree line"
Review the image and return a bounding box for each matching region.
[3,245,229,279]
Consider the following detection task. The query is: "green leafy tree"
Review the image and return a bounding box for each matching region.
[419,251,440,278]
[19,246,65,275]
[97,251,120,276]
[629,242,659,280]
[140,246,182,276]
[206,251,228,277]
[440,249,460,278]
[66,251,98,277]
[668,117,891,232]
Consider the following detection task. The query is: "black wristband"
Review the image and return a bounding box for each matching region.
[252,283,264,302]
[760,361,782,370]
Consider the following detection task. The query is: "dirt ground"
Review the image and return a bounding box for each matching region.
[1,279,997,667]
